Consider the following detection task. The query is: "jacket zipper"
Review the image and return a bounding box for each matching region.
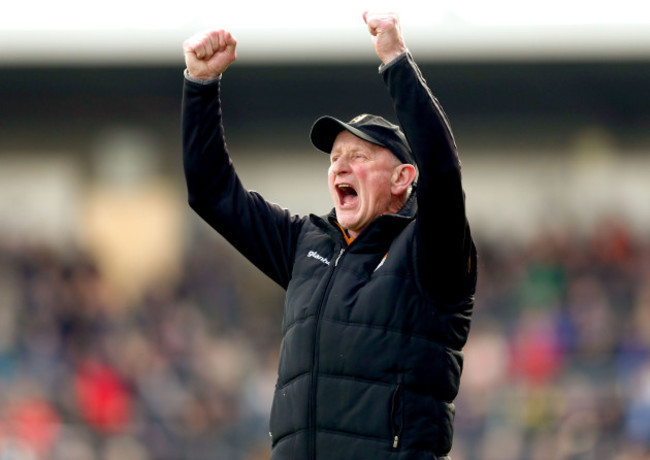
[309,247,345,459]
[391,376,403,449]
[335,248,345,266]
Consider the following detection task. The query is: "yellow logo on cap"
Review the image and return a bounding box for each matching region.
[350,114,367,124]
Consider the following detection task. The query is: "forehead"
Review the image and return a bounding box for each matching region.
[331,131,396,160]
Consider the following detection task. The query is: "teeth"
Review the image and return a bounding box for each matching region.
[338,184,351,189]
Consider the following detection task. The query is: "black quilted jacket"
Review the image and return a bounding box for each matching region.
[182,52,477,459]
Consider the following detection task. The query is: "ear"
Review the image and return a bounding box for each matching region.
[390,164,417,196]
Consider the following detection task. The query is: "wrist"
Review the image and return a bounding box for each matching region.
[378,50,409,73]
[184,68,222,85]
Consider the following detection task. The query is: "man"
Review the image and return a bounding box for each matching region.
[182,11,477,460]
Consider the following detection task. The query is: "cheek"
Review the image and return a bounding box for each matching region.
[327,171,336,190]
[327,172,340,203]
[361,172,390,199]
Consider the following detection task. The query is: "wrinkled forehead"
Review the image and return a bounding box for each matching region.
[331,130,401,163]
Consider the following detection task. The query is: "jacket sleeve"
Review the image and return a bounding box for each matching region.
[182,76,302,290]
[382,53,477,304]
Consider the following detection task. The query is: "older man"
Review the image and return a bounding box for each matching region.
[182,11,477,460]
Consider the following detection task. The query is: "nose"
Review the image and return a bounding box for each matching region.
[330,155,349,176]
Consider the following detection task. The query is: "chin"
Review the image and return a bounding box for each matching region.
[336,215,354,230]
[337,217,352,229]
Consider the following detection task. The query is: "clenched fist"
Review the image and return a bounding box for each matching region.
[362,11,407,65]
[183,30,237,80]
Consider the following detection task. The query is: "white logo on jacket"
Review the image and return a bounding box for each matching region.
[307,250,330,266]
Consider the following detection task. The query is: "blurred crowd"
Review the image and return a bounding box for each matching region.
[0,216,649,460]
[0,230,282,460]
[457,218,650,460]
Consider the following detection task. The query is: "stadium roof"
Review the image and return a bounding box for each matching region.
[2,1,650,64]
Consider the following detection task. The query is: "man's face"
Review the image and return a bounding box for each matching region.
[328,131,401,238]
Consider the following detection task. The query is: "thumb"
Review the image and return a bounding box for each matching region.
[224,31,237,50]
[362,11,379,36]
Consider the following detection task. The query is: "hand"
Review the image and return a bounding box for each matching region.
[362,11,407,64]
[183,30,237,80]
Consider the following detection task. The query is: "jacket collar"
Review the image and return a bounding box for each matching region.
[310,191,417,249]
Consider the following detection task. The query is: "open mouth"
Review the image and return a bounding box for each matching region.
[337,184,358,207]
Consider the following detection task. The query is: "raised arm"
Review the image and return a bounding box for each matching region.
[182,30,302,289]
[364,12,477,304]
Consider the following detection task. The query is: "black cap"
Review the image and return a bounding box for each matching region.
[310,114,415,166]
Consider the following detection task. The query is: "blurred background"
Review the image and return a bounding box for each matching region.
[1,1,650,459]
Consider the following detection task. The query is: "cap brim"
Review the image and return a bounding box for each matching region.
[310,116,386,154]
